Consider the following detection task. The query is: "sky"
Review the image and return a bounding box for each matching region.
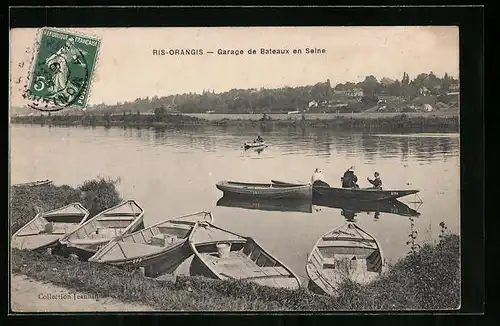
[10,26,459,106]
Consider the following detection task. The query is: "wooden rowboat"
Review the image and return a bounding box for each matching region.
[11,203,90,251]
[88,211,214,279]
[13,179,53,187]
[244,141,266,149]
[188,222,301,290]
[216,181,312,199]
[58,200,145,260]
[306,222,384,296]
[272,180,419,201]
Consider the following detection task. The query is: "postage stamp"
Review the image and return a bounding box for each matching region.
[24,28,100,111]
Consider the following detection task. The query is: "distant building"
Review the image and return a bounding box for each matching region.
[423,104,434,112]
[449,83,459,92]
[345,88,364,97]
[418,86,431,96]
[308,101,318,108]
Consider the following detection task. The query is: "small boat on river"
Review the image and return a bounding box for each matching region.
[188,222,301,289]
[88,211,214,279]
[216,181,312,199]
[244,141,267,149]
[271,180,419,201]
[306,222,384,296]
[11,203,90,251]
[59,200,145,260]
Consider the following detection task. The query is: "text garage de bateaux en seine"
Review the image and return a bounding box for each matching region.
[152,48,327,56]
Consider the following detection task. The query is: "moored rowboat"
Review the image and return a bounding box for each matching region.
[188,222,301,290]
[13,179,53,187]
[88,211,214,278]
[306,222,384,296]
[58,200,145,260]
[216,180,312,199]
[11,203,90,251]
[271,180,419,201]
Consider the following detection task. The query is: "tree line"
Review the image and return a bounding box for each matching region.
[83,72,457,115]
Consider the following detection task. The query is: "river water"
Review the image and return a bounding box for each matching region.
[10,124,460,282]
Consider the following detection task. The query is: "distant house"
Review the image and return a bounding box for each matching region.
[308,101,318,108]
[418,86,431,96]
[345,88,363,97]
[423,104,434,112]
[449,83,459,92]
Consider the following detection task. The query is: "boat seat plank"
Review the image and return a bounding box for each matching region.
[321,236,376,243]
[203,252,289,279]
[114,242,164,258]
[318,240,377,249]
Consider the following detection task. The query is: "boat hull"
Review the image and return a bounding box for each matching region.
[271,180,418,201]
[305,223,384,297]
[61,219,145,259]
[11,236,60,251]
[244,142,266,149]
[11,203,90,251]
[13,179,53,187]
[105,240,193,278]
[216,181,312,199]
[88,212,213,277]
[313,187,418,201]
[189,223,301,290]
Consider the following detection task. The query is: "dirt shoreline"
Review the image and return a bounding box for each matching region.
[10,274,156,312]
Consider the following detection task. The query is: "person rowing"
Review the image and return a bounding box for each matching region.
[254,135,264,143]
[341,166,359,188]
[367,172,383,189]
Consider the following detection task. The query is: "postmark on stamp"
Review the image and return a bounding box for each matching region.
[24,28,100,111]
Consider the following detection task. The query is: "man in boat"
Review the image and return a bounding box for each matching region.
[311,168,329,187]
[254,135,264,143]
[341,166,359,188]
[367,172,383,189]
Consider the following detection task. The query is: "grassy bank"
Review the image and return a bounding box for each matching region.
[10,177,122,235]
[10,179,460,310]
[11,112,459,132]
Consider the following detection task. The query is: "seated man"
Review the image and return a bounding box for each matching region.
[254,135,263,143]
[367,172,383,189]
[341,166,359,188]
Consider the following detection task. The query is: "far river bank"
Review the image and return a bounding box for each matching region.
[11,111,459,133]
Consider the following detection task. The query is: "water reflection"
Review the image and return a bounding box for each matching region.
[244,146,267,155]
[216,195,313,214]
[138,125,459,163]
[313,196,421,219]
[216,193,419,220]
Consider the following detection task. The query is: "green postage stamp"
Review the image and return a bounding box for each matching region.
[26,28,100,110]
